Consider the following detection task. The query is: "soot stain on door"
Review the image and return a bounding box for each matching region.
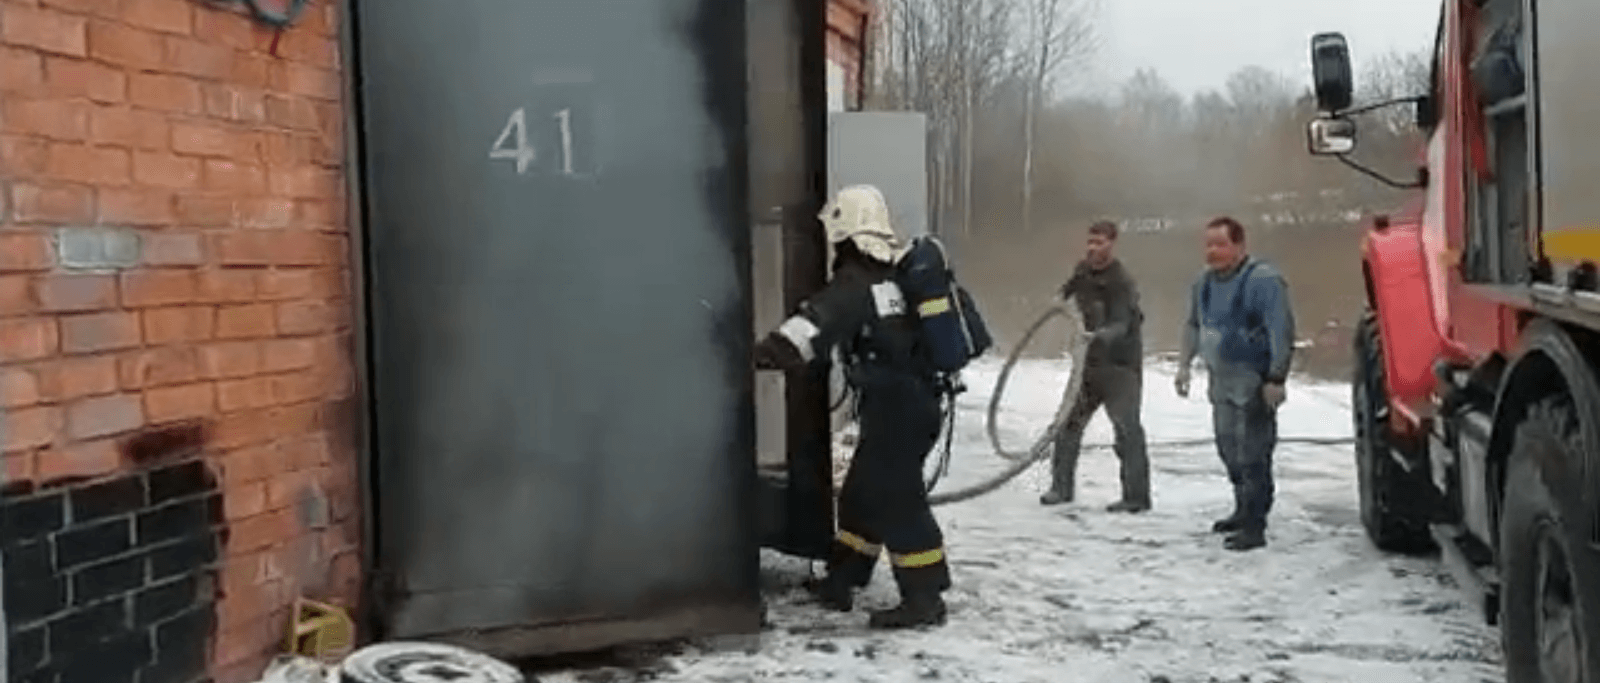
[2,422,225,683]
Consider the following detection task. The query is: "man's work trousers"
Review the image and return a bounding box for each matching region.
[1049,363,1150,504]
[1212,397,1278,531]
[826,376,951,596]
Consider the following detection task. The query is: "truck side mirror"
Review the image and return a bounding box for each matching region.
[1415,93,1438,129]
[1311,32,1354,113]
[1307,117,1357,155]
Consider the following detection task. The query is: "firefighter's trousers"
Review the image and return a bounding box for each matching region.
[826,373,950,596]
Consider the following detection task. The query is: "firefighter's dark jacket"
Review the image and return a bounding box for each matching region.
[754,250,923,379]
[1060,258,1143,368]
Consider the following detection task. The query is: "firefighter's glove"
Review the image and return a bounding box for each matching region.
[1262,382,1287,409]
[1174,367,1191,398]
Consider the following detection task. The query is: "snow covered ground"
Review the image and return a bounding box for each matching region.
[535,356,1504,683]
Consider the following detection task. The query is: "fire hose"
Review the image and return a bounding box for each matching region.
[910,301,1356,507]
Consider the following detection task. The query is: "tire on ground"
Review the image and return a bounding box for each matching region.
[1352,310,1434,553]
[339,641,526,683]
[1498,397,1600,683]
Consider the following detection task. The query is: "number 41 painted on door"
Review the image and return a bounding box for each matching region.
[488,107,578,176]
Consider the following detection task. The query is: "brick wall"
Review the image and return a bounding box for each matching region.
[826,0,869,109]
[0,1,361,682]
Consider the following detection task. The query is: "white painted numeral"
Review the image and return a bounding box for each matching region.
[554,108,575,176]
[489,108,537,174]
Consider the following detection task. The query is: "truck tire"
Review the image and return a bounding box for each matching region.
[1352,311,1433,553]
[338,642,526,683]
[1499,397,1598,683]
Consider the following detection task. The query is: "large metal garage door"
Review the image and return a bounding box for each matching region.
[348,0,762,655]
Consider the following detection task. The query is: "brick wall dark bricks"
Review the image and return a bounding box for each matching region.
[2,459,221,683]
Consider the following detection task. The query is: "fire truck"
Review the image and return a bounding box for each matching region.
[1304,2,1600,681]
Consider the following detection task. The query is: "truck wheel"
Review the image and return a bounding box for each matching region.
[338,641,526,683]
[1500,398,1599,683]
[1352,311,1433,552]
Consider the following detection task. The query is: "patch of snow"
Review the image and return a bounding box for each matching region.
[537,356,1502,683]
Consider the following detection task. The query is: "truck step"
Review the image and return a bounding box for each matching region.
[1430,523,1501,626]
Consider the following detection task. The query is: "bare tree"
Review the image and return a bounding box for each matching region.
[1020,0,1099,233]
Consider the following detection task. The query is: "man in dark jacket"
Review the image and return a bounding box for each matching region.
[754,185,950,630]
[1175,216,1296,551]
[1041,220,1151,513]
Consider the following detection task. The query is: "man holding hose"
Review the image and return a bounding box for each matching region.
[1042,220,1151,513]
[1175,216,1296,552]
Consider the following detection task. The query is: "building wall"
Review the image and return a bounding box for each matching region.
[0,1,361,682]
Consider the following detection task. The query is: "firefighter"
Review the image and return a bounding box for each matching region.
[1042,220,1151,512]
[1175,216,1296,551]
[753,185,950,630]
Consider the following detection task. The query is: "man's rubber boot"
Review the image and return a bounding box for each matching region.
[1224,527,1266,551]
[1039,488,1074,506]
[1211,511,1244,533]
[867,592,947,630]
[805,575,855,612]
[1106,499,1150,514]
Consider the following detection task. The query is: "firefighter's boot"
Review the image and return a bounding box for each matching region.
[805,574,855,612]
[1039,487,1073,506]
[867,591,947,630]
[1224,527,1266,551]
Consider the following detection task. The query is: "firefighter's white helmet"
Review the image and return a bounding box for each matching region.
[819,184,901,263]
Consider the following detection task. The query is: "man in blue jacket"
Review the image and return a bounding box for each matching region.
[1175,216,1296,551]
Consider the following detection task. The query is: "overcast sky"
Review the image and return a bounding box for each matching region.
[1082,0,1441,95]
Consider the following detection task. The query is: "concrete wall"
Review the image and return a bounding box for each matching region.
[0,2,361,681]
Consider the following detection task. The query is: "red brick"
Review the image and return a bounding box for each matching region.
[4,406,61,453]
[199,341,261,379]
[66,393,144,440]
[36,438,120,480]
[35,274,116,313]
[43,57,126,103]
[228,507,295,552]
[164,36,231,80]
[271,370,320,405]
[46,143,130,186]
[275,301,332,335]
[143,305,214,344]
[296,200,341,228]
[98,188,173,225]
[237,198,294,229]
[129,72,202,114]
[87,20,164,70]
[176,194,234,226]
[39,0,114,15]
[263,97,318,132]
[90,106,170,151]
[60,311,140,354]
[121,270,195,307]
[220,444,273,485]
[214,232,274,266]
[172,122,251,158]
[202,160,265,193]
[0,233,56,272]
[267,167,336,199]
[3,98,89,140]
[133,152,201,189]
[255,269,310,301]
[218,375,274,412]
[197,269,256,303]
[1,368,40,408]
[4,452,35,483]
[40,354,119,400]
[11,182,95,223]
[203,83,264,123]
[1,47,45,96]
[0,318,58,360]
[122,0,193,35]
[223,480,268,520]
[194,8,260,48]
[142,232,205,266]
[279,63,339,101]
[0,275,31,315]
[278,31,338,69]
[2,5,88,58]
[118,346,199,389]
[270,231,327,266]
[216,304,274,339]
[230,52,272,88]
[1,135,50,178]
[144,381,213,422]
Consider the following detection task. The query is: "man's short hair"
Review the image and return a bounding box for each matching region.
[1206,216,1245,244]
[1088,220,1118,240]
